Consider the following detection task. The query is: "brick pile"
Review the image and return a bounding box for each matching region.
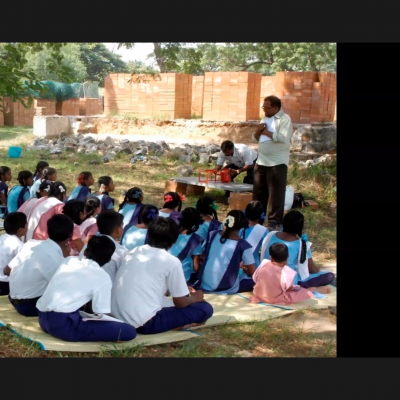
[34,99,56,115]
[11,97,35,126]
[104,73,192,119]
[260,71,337,123]
[203,72,262,121]
[79,98,103,116]
[57,99,80,116]
[191,76,204,117]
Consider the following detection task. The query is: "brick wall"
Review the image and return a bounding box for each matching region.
[203,72,261,121]
[260,71,337,123]
[79,98,103,116]
[57,99,80,116]
[104,73,192,119]
[191,76,204,117]
[34,99,56,115]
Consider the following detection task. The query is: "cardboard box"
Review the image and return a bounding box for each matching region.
[185,184,205,196]
[164,180,187,194]
[229,192,253,210]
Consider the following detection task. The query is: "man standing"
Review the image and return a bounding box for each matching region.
[214,140,258,197]
[252,96,293,230]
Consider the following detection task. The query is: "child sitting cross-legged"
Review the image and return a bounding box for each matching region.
[68,172,95,201]
[118,187,144,228]
[94,176,115,212]
[111,216,214,335]
[250,242,331,306]
[159,192,184,224]
[36,235,136,343]
[79,196,101,244]
[79,210,127,282]
[6,171,33,214]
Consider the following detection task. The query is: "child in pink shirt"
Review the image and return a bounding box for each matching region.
[250,243,330,306]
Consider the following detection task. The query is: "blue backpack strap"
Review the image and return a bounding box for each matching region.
[76,186,91,201]
[216,239,252,292]
[17,187,29,209]
[194,229,219,289]
[177,233,204,262]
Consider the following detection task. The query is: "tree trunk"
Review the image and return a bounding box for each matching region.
[153,43,165,72]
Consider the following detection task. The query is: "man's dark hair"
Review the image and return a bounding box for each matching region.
[47,214,74,243]
[269,243,289,263]
[147,216,179,250]
[86,236,116,267]
[221,140,234,152]
[4,212,27,235]
[97,210,123,236]
[264,95,281,109]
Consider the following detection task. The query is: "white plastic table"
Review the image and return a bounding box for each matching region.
[170,177,253,193]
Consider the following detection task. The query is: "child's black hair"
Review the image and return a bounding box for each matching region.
[84,196,101,221]
[0,166,11,181]
[4,212,27,235]
[33,161,49,180]
[163,191,183,212]
[41,167,57,181]
[269,243,289,263]
[139,204,159,226]
[47,214,74,243]
[48,181,67,202]
[178,207,202,235]
[36,180,52,198]
[98,176,113,195]
[220,209,247,244]
[147,216,179,250]
[63,199,85,226]
[119,187,143,211]
[282,210,307,263]
[86,236,116,267]
[241,200,266,239]
[77,172,93,186]
[195,195,218,221]
[17,170,33,187]
[96,210,123,236]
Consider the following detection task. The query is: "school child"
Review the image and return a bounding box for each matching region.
[118,187,144,228]
[195,210,256,294]
[94,176,115,212]
[18,180,51,219]
[239,201,269,268]
[36,236,137,343]
[29,167,57,198]
[159,192,184,224]
[33,161,49,182]
[62,200,85,255]
[79,210,127,282]
[112,216,214,334]
[80,196,101,244]
[6,171,33,214]
[121,205,159,251]
[195,195,223,246]
[168,207,204,282]
[68,172,95,201]
[0,212,27,296]
[260,210,335,288]
[0,166,12,218]
[250,243,331,306]
[25,181,67,241]
[6,214,73,317]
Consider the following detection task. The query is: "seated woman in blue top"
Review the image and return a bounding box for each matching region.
[195,210,256,294]
[239,201,269,268]
[118,187,144,228]
[122,204,159,251]
[0,166,12,218]
[195,195,222,242]
[68,172,94,201]
[168,207,204,282]
[30,167,58,198]
[7,171,34,214]
[32,161,49,182]
[93,176,115,212]
[159,192,184,224]
[260,210,335,288]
